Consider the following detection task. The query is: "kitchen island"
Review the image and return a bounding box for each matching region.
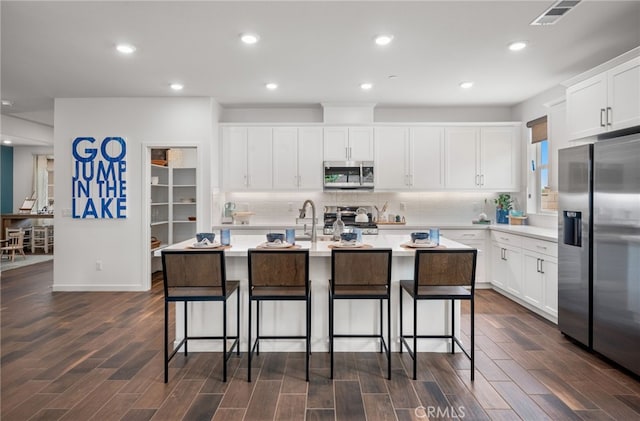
[159,234,472,353]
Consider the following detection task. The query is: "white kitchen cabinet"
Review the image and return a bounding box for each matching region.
[444,126,518,190]
[567,56,640,140]
[222,126,273,190]
[521,237,558,317]
[324,127,374,161]
[297,127,324,189]
[375,126,444,191]
[491,232,522,295]
[272,127,323,190]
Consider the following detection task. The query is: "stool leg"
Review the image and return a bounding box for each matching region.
[471,296,475,381]
[248,299,252,382]
[236,288,241,356]
[256,301,260,355]
[164,300,169,383]
[451,299,455,354]
[184,302,188,356]
[306,289,311,382]
[413,295,417,381]
[223,299,228,382]
[329,288,334,380]
[379,298,383,353]
[387,295,391,380]
[399,284,403,354]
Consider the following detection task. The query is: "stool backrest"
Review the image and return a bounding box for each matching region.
[414,249,477,289]
[248,249,309,290]
[6,231,24,248]
[161,250,226,294]
[331,249,392,288]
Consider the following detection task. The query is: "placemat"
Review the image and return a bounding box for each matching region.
[256,243,302,250]
[400,243,447,250]
[327,243,373,249]
[185,244,232,250]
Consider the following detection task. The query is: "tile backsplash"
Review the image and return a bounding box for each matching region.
[214,191,504,226]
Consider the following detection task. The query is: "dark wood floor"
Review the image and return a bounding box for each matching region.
[2,262,639,421]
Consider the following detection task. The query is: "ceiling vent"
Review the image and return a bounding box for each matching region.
[531,0,581,26]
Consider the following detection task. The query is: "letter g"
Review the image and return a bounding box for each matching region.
[72,137,98,162]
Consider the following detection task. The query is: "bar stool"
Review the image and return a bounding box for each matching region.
[1,231,26,261]
[247,249,310,382]
[161,249,240,383]
[329,248,392,380]
[32,225,53,253]
[399,249,477,380]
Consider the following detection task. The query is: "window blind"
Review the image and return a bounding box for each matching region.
[526,116,548,144]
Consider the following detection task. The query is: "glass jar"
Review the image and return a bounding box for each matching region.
[332,212,344,241]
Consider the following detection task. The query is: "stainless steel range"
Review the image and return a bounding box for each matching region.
[323,206,378,235]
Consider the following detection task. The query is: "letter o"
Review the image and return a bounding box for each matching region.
[101,137,126,162]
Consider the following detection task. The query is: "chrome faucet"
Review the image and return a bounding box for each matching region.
[299,199,317,243]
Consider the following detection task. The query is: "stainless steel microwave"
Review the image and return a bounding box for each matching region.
[323,161,374,190]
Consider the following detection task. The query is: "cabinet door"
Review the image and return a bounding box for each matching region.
[445,127,479,189]
[522,252,543,308]
[461,239,485,285]
[324,127,349,160]
[411,127,445,190]
[480,127,517,190]
[247,127,272,190]
[505,246,523,296]
[567,73,607,140]
[298,127,324,190]
[349,127,374,161]
[608,57,640,132]
[272,127,298,190]
[374,127,409,190]
[222,127,248,190]
[541,257,558,317]
[491,242,506,289]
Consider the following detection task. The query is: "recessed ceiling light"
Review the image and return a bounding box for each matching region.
[240,33,259,44]
[388,75,399,79]
[360,83,373,90]
[116,44,136,54]
[170,83,184,91]
[459,81,474,89]
[508,41,527,51]
[3,139,12,145]
[266,83,278,90]
[375,35,394,46]
[1,99,13,107]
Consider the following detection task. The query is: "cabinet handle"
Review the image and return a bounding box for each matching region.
[345,147,349,159]
[501,248,506,260]
[600,108,606,127]
[463,233,475,237]
[410,174,413,186]
[536,245,547,250]
[480,174,485,186]
[349,147,353,160]
[607,107,612,126]
[536,258,540,273]
[540,259,545,274]
[475,174,480,186]
[244,175,248,187]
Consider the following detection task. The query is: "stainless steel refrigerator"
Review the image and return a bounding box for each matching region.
[559,132,640,376]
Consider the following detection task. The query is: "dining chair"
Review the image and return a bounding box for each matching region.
[161,249,240,383]
[247,248,310,382]
[1,231,26,262]
[329,248,392,379]
[399,249,477,380]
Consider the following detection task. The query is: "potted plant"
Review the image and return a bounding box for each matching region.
[494,193,513,224]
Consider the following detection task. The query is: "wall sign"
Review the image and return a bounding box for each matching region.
[72,136,127,219]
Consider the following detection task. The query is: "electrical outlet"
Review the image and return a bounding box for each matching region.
[288,202,293,212]
[400,202,406,211]
[96,260,103,271]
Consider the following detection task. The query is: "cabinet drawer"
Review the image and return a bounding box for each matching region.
[441,229,486,241]
[521,237,557,257]
[491,231,522,247]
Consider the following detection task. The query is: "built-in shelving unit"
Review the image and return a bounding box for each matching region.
[149,148,197,254]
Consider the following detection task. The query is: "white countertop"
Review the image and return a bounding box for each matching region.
[211,222,558,242]
[158,234,469,257]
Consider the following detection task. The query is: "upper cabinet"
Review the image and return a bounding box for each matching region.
[375,126,444,191]
[324,127,374,161]
[567,56,640,140]
[444,126,519,191]
[272,127,323,190]
[222,126,272,190]
[223,126,323,191]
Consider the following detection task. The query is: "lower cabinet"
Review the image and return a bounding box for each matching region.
[491,231,558,322]
[441,229,487,287]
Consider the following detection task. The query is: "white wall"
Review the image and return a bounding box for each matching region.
[220,106,323,123]
[375,106,513,122]
[11,145,53,211]
[53,97,216,291]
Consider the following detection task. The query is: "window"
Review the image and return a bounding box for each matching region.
[527,116,557,213]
